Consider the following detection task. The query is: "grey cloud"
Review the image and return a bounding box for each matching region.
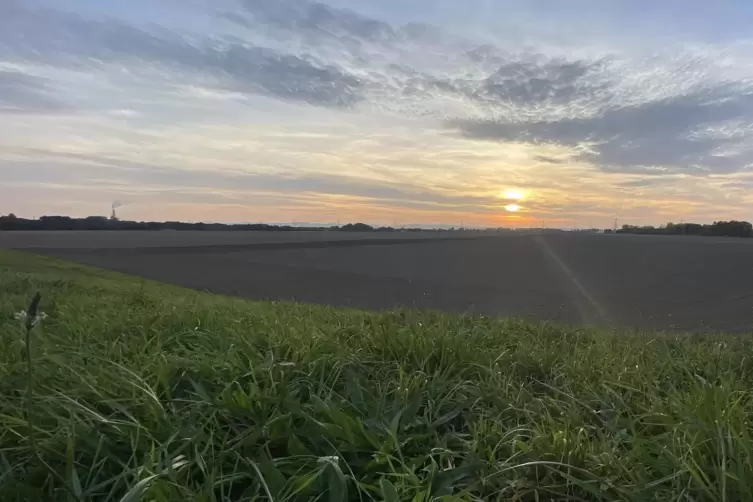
[715,179,753,191]
[465,44,506,65]
[234,0,465,69]
[533,155,566,164]
[381,57,609,127]
[473,59,605,105]
[0,5,362,108]
[0,70,67,113]
[241,0,468,47]
[615,177,685,188]
[240,0,395,42]
[398,22,453,44]
[451,88,753,174]
[220,11,253,28]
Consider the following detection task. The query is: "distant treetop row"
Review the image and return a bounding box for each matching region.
[609,220,753,238]
[0,214,436,232]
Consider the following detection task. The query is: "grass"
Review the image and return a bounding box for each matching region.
[1,250,753,501]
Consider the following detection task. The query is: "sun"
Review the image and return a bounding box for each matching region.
[504,204,521,212]
[501,188,526,201]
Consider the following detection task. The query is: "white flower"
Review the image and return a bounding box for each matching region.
[13,311,47,327]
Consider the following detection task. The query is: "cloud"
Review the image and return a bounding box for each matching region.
[0,69,68,113]
[0,3,363,108]
[239,0,397,42]
[473,59,605,106]
[222,0,753,177]
[615,176,686,188]
[450,85,753,174]
[3,149,503,211]
[533,155,566,164]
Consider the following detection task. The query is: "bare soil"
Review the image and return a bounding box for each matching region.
[7,231,753,333]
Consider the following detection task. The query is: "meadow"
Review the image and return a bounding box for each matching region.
[2,249,753,501]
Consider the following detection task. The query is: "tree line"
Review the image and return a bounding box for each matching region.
[0,214,440,233]
[612,220,753,238]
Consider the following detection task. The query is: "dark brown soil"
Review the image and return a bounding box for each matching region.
[11,231,753,333]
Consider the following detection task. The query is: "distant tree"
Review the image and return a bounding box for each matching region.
[617,219,753,238]
[340,223,374,232]
[0,214,20,230]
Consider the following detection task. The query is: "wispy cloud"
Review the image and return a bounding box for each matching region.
[0,69,69,113]
[0,3,364,108]
[451,87,753,174]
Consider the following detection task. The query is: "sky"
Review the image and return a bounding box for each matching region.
[3,1,753,228]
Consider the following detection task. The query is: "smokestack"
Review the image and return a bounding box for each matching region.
[110,200,123,221]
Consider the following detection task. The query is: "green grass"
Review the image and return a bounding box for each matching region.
[2,249,753,501]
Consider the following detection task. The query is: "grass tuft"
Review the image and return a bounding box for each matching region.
[1,249,753,500]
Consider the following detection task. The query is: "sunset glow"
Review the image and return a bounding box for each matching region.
[501,189,527,201]
[2,1,753,228]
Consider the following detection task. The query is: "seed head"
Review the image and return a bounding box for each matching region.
[14,293,45,330]
[25,293,42,331]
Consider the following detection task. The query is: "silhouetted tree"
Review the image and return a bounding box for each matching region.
[617,220,753,238]
[339,223,375,232]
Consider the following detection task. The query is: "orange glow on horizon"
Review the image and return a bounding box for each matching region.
[137,203,538,228]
